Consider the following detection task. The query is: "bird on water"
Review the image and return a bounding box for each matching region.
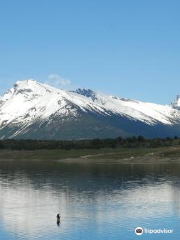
[57,214,61,225]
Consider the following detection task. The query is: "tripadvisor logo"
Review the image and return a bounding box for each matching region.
[135,227,173,235]
[135,227,143,235]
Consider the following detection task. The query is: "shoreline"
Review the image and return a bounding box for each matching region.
[52,154,180,164]
[0,145,180,164]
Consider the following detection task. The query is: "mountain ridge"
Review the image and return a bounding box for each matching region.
[0,79,180,140]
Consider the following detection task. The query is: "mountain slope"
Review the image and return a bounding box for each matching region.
[0,79,180,140]
[74,89,180,125]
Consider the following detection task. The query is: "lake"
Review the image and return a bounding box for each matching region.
[0,160,180,239]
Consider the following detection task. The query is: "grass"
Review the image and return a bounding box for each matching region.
[0,146,178,161]
[0,148,117,160]
[87,147,164,160]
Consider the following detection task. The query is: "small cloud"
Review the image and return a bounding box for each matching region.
[46,74,71,88]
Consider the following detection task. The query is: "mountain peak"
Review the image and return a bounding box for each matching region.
[1,79,54,104]
[75,88,97,101]
[14,79,42,90]
[15,79,37,84]
[12,79,61,96]
[171,95,180,110]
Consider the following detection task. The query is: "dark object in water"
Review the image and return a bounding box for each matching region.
[57,214,61,226]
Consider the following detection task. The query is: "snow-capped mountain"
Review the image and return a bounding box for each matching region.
[0,79,180,140]
[74,88,180,125]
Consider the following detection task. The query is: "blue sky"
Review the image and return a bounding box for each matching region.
[0,0,180,104]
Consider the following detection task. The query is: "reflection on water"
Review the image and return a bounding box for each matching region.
[0,161,180,239]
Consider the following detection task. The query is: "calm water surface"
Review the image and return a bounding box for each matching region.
[0,160,180,240]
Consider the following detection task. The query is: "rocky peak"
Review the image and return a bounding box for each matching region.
[75,88,97,101]
[171,95,180,110]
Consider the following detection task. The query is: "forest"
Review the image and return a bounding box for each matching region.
[0,136,179,151]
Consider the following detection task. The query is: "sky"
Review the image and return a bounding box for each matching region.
[0,0,180,104]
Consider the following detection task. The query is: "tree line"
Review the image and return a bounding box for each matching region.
[0,136,179,151]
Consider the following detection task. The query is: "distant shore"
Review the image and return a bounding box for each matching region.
[0,146,180,164]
